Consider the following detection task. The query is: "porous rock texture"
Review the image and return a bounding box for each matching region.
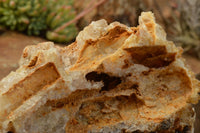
[0,12,199,133]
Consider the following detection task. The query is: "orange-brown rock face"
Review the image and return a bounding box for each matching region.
[0,12,199,133]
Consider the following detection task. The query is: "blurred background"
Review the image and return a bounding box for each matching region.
[0,0,199,132]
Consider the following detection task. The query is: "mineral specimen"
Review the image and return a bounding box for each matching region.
[0,12,199,133]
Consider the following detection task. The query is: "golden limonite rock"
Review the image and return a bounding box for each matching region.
[0,12,199,133]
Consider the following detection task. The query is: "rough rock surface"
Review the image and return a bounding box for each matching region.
[0,12,199,133]
[0,32,46,80]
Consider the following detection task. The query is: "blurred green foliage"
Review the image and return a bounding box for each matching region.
[0,0,78,42]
